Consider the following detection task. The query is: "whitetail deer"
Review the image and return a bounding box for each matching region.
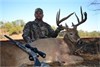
[0,7,87,66]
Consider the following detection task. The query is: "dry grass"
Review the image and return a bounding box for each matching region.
[0,34,23,41]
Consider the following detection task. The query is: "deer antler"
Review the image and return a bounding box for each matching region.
[56,9,74,28]
[72,6,87,28]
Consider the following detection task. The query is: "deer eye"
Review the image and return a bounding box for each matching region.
[70,33,73,35]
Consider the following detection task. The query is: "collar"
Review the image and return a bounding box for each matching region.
[35,19,43,22]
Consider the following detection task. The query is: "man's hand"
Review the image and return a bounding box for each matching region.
[57,25,64,31]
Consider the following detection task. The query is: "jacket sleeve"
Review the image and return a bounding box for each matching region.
[47,24,61,38]
[22,22,33,43]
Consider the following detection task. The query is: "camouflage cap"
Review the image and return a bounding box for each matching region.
[35,8,43,14]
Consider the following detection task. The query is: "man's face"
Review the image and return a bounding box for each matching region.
[35,11,43,20]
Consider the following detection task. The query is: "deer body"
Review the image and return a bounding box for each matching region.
[0,38,83,66]
[0,41,30,66]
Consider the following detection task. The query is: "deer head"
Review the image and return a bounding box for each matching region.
[56,7,87,44]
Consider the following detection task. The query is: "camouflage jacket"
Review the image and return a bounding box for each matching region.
[22,20,61,43]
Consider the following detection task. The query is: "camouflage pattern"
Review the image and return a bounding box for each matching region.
[35,8,43,14]
[22,19,62,43]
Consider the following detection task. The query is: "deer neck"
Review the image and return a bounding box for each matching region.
[63,36,76,54]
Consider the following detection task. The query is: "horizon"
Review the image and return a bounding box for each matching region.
[1,0,100,32]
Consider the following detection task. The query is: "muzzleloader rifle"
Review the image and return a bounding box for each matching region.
[4,35,49,67]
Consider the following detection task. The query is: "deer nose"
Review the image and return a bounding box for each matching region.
[77,38,81,42]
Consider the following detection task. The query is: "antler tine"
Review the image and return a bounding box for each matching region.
[72,13,80,27]
[75,13,80,23]
[56,9,60,26]
[65,23,69,28]
[80,6,87,22]
[59,12,74,24]
[56,11,58,26]
[80,6,83,21]
[73,6,87,28]
[56,9,74,26]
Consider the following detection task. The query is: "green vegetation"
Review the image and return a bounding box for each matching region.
[58,30,100,38]
[0,20,25,35]
[78,30,100,37]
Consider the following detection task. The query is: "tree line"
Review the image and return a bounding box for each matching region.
[0,20,100,38]
[58,30,100,38]
[0,20,25,35]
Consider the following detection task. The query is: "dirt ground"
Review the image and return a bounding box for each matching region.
[0,34,23,41]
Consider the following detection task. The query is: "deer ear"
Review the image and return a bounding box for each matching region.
[72,22,77,29]
[65,28,69,31]
[65,23,69,28]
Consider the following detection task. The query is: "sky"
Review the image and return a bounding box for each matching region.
[0,0,100,32]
